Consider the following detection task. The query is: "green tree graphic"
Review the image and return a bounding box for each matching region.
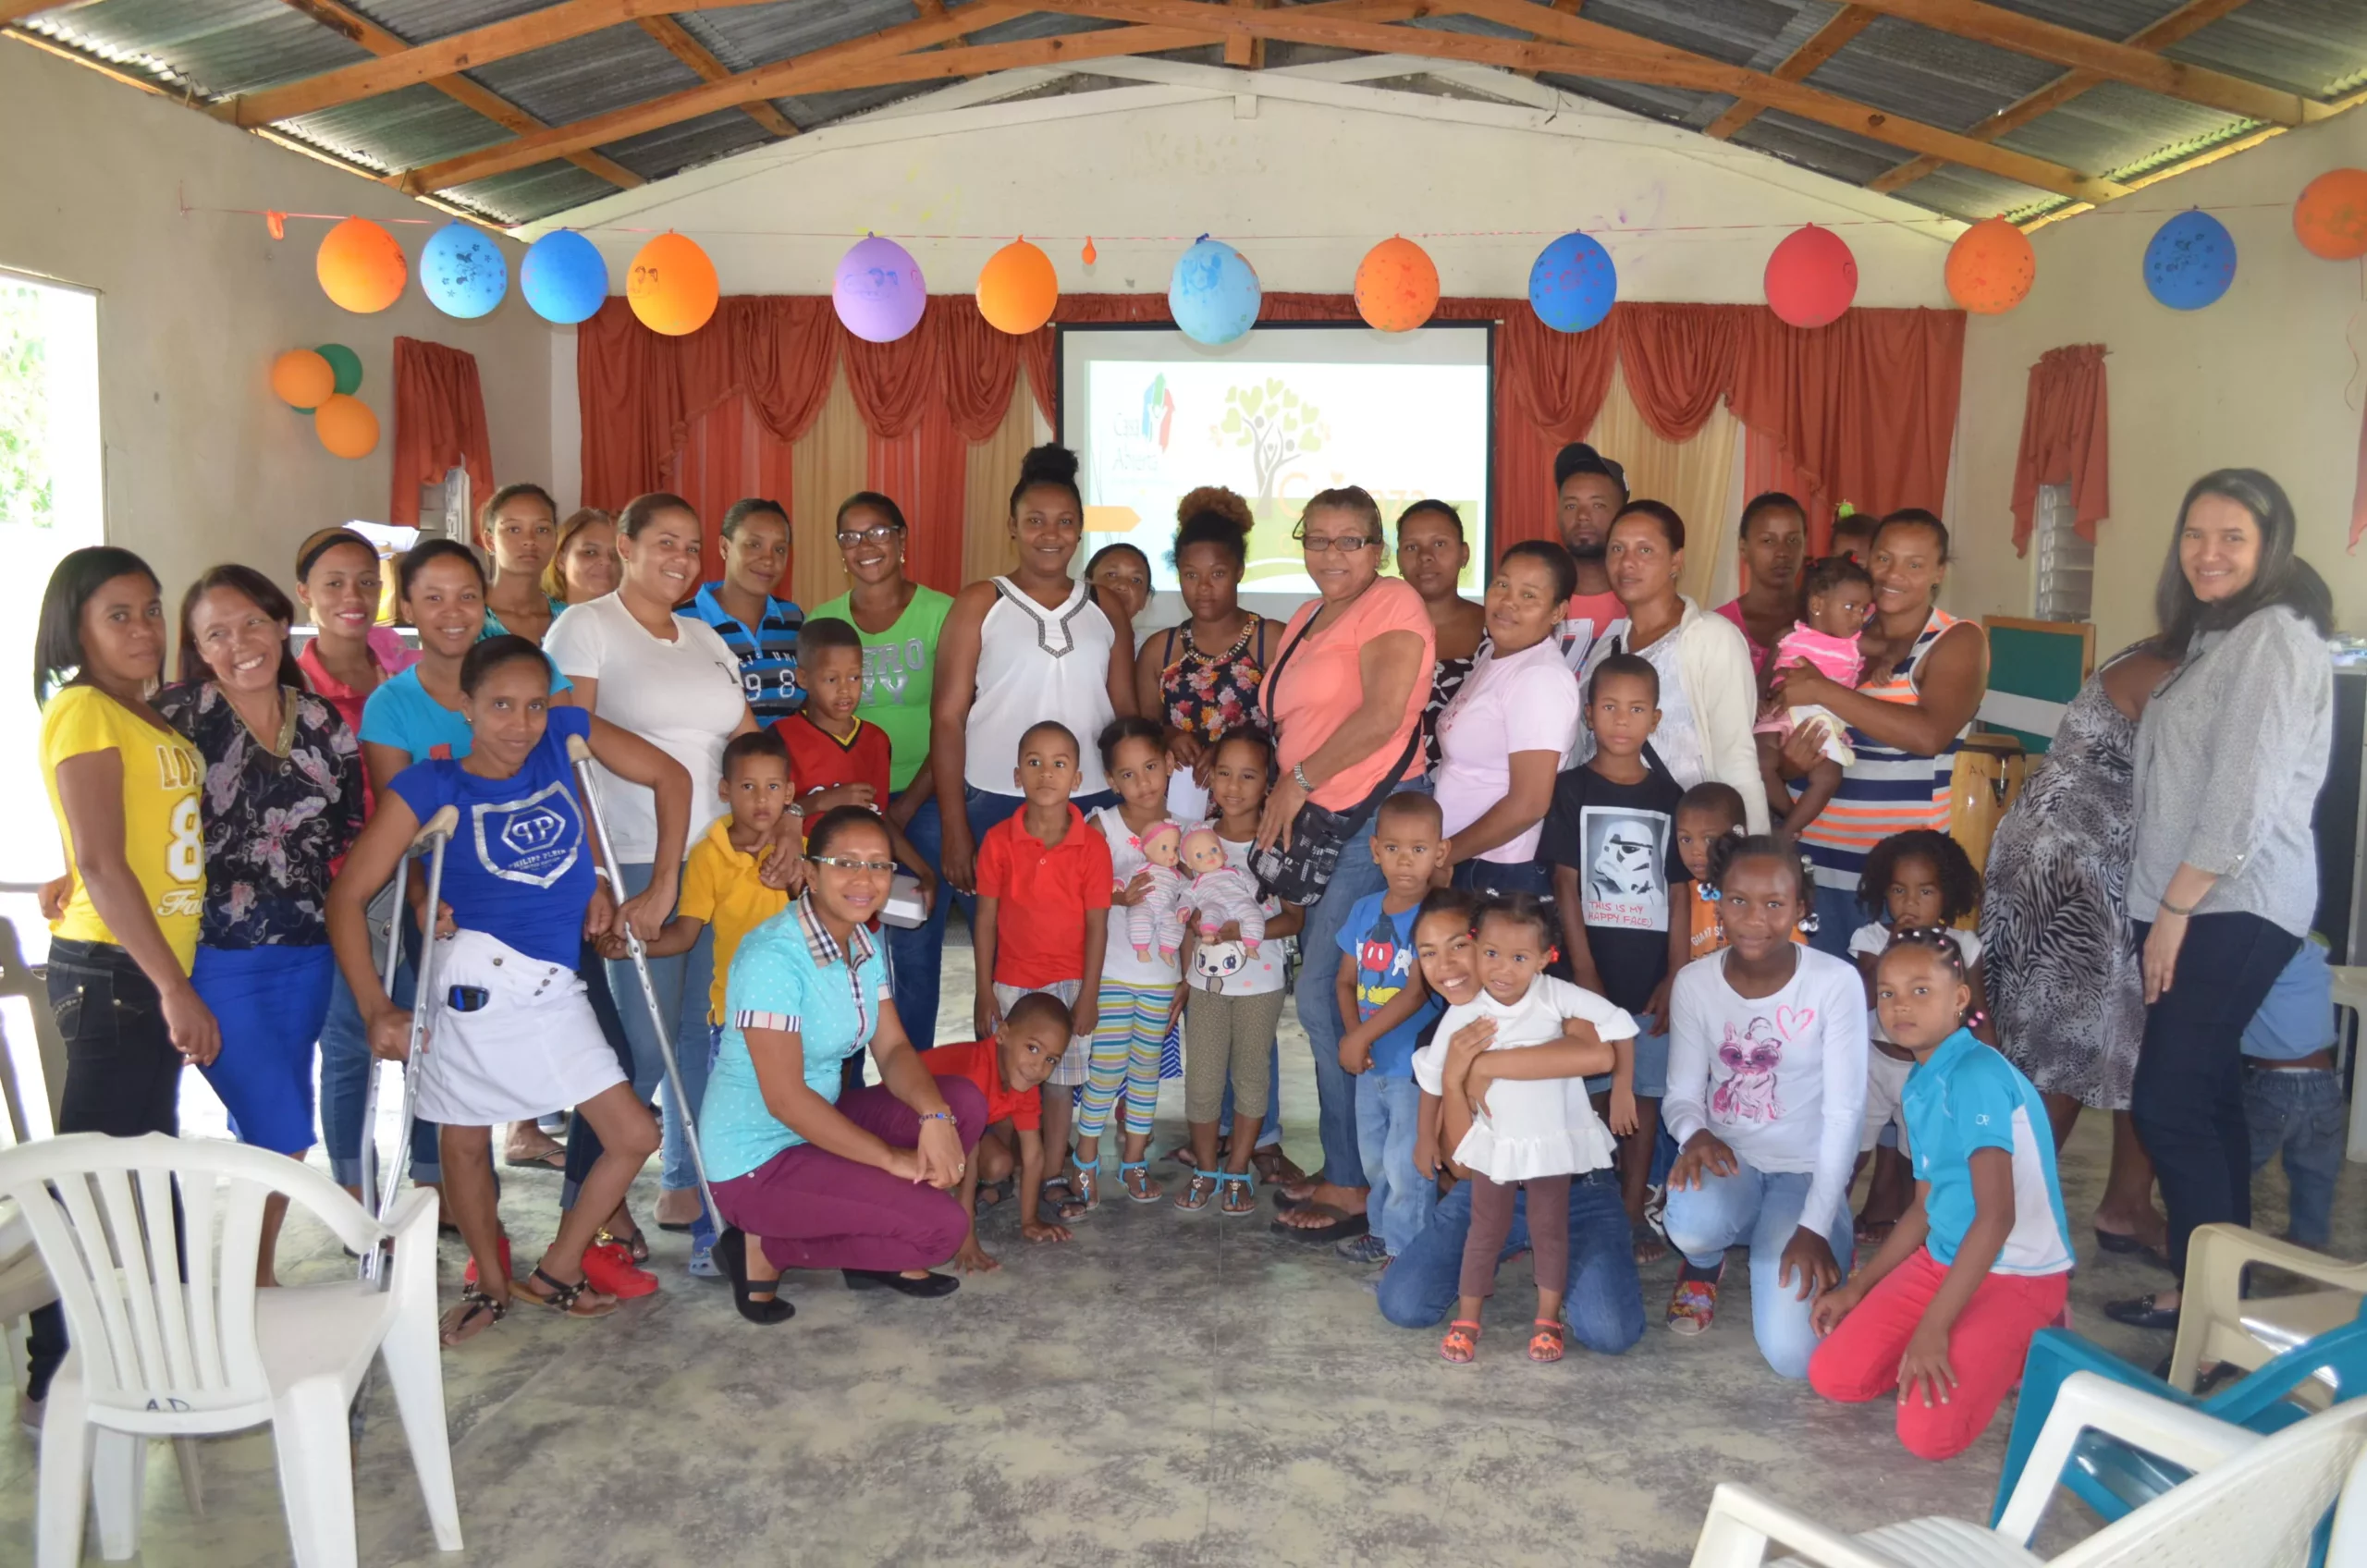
[1211,378,1328,499]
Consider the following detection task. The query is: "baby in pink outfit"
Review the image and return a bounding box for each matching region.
[1756,555,1874,835]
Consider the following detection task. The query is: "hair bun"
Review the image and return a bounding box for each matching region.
[1019,443,1080,488]
[1175,485,1253,536]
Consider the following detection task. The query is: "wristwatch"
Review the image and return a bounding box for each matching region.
[1292,763,1315,792]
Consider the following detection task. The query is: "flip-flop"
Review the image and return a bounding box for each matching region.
[502,1145,567,1170]
[1270,1209,1369,1243]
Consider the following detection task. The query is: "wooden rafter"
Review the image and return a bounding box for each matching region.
[272,0,644,190]
[1841,0,2310,127]
[1225,0,1264,71]
[1866,0,2260,196]
[397,0,1429,194]
[0,2,82,22]
[219,0,782,128]
[637,13,799,138]
[912,0,971,47]
[1703,6,1875,141]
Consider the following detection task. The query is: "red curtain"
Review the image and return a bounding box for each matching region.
[578,294,1963,557]
[668,390,794,570]
[866,405,968,593]
[2009,344,2110,557]
[390,337,494,527]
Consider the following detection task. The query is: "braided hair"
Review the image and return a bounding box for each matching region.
[1877,925,1986,1032]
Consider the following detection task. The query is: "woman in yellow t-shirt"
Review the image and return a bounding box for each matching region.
[24,545,220,1423]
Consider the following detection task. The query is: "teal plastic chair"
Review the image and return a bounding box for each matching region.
[1993,1305,2367,1550]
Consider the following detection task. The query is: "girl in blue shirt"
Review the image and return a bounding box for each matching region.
[1808,929,2073,1460]
[328,636,688,1345]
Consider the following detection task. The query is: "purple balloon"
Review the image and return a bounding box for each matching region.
[833,236,927,343]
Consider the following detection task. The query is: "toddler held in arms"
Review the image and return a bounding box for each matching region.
[1757,555,1873,836]
[1414,894,1633,1366]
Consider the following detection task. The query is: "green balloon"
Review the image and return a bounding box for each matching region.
[316,343,362,397]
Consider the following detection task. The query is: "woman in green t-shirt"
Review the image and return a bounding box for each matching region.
[810,492,954,1046]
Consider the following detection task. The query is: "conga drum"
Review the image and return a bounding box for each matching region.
[1949,733,2026,875]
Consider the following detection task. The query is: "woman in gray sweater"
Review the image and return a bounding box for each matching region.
[2107,469,2334,1331]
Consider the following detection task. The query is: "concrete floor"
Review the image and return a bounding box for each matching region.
[6,936,2361,1567]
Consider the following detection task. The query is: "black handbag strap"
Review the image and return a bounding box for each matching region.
[1267,599,1422,827]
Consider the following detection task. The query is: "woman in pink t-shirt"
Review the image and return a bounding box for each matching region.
[1256,485,1434,1236]
[1713,491,1810,690]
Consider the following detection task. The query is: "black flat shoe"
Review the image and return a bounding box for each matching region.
[2093,1228,2177,1274]
[842,1268,960,1299]
[2103,1293,2180,1331]
[716,1229,794,1325]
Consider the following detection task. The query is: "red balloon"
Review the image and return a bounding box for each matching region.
[2295,168,2367,262]
[1765,225,1858,328]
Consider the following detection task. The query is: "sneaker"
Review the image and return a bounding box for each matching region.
[1667,1262,1723,1335]
[1334,1232,1390,1264]
[686,1239,720,1279]
[580,1240,660,1299]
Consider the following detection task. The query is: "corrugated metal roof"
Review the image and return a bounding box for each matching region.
[6,0,2361,229]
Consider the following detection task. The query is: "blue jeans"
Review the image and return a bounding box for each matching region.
[885,791,948,1047]
[1450,857,1551,899]
[1355,1073,1433,1256]
[2244,1065,2344,1248]
[1292,827,1388,1190]
[605,861,716,1195]
[318,944,441,1187]
[1662,1161,1855,1379]
[1377,1169,1643,1354]
[1809,883,1859,961]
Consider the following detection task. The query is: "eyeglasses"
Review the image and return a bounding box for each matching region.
[835,524,901,547]
[1301,534,1379,555]
[808,855,896,873]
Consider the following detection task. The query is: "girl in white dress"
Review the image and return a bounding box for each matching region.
[1414,893,1635,1363]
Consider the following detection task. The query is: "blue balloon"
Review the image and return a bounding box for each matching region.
[521,230,609,325]
[1529,231,1617,333]
[420,221,508,319]
[2143,211,2236,311]
[1169,237,1260,346]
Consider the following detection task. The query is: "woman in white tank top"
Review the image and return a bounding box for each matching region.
[931,443,1137,900]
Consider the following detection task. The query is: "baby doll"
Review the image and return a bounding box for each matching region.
[1127,820,1189,964]
[1180,827,1264,953]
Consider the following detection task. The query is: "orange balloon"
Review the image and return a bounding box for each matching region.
[1355,236,1439,332]
[2295,168,2367,261]
[314,394,379,459]
[316,217,407,313]
[1944,216,2036,314]
[627,232,718,336]
[272,349,336,410]
[977,239,1059,334]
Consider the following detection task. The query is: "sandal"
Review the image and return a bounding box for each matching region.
[1631,1218,1670,1267]
[1070,1156,1101,1211]
[1119,1159,1163,1205]
[438,1287,507,1347]
[1217,1171,1258,1217]
[517,1266,618,1320]
[1250,1147,1306,1189]
[1036,1177,1087,1223]
[1440,1318,1480,1365]
[1174,1170,1220,1212]
[975,1177,1015,1211]
[599,1218,651,1266]
[461,1232,513,1289]
[1527,1318,1566,1364]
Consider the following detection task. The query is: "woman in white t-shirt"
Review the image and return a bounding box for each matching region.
[1433,540,1582,900]
[1661,835,1869,1378]
[1175,732,1304,1213]
[545,491,772,1266]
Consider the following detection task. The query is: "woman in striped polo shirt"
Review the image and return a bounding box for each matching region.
[1767,509,1990,954]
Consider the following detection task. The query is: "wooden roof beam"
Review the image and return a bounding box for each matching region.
[1704,6,1875,141]
[1842,0,2309,127]
[273,0,644,189]
[1866,0,2259,196]
[1225,0,1265,71]
[636,13,799,138]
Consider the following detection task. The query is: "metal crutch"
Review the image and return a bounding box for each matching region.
[566,733,721,1228]
[350,804,459,1452]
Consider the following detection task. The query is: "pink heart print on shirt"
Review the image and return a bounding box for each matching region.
[1708,1001,1814,1124]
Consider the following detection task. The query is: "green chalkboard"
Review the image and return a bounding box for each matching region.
[1977,617,2095,755]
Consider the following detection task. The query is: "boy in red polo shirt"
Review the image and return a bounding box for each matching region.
[974,719,1110,1214]
[932,992,1076,1271]
[776,618,935,900]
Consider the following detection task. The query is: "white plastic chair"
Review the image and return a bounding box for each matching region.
[2169,1223,2367,1406]
[0,1132,461,1567]
[2331,964,2365,1160]
[1685,1373,2367,1566]
[0,915,66,1395]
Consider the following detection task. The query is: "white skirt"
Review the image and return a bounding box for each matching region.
[413,929,627,1126]
[1453,1076,1619,1182]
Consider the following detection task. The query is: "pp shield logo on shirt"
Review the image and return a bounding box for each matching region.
[472,782,582,888]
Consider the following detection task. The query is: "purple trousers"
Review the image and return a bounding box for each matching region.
[715,1077,987,1273]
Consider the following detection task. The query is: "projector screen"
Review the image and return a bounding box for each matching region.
[1060,323,1492,604]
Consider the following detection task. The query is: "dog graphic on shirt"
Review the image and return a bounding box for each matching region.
[1711,1016,1787,1123]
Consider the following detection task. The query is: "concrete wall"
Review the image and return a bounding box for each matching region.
[0,41,555,602]
[1950,113,2367,653]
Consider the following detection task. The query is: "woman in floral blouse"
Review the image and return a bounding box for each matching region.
[159,564,364,1282]
[1134,487,1272,823]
